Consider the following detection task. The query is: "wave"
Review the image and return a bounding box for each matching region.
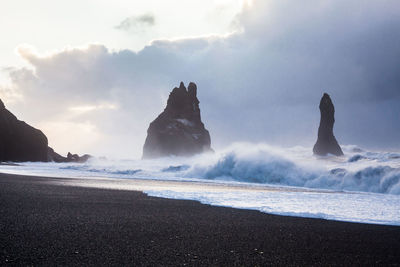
[183,144,400,195]
[49,143,400,194]
[2,142,399,195]
[162,165,190,172]
[61,165,142,176]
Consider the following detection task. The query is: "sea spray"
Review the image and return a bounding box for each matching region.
[0,142,399,194]
[1,143,400,225]
[183,143,400,194]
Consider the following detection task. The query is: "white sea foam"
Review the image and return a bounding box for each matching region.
[144,189,400,226]
[183,143,400,194]
[0,142,399,225]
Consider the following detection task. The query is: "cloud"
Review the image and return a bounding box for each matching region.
[1,0,400,158]
[115,14,155,32]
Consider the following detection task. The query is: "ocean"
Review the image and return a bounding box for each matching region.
[1,142,399,226]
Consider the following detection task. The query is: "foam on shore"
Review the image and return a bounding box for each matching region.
[0,142,399,225]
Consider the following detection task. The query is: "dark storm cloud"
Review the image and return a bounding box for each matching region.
[1,0,400,157]
[115,14,155,32]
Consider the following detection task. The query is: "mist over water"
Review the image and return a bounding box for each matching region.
[8,142,399,194]
[1,142,400,225]
[186,143,400,195]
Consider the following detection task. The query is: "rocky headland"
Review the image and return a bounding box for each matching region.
[0,99,90,163]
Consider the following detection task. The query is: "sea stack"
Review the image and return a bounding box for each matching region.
[143,82,212,158]
[0,99,48,162]
[313,93,344,156]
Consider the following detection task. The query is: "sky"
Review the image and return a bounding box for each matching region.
[0,0,399,159]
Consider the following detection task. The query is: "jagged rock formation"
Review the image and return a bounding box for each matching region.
[143,82,212,158]
[0,98,90,163]
[313,93,344,156]
[47,148,91,163]
[66,152,91,163]
[0,99,49,162]
[47,147,66,162]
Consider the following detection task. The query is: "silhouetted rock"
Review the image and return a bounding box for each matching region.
[66,152,91,163]
[143,82,212,158]
[47,147,66,162]
[313,93,344,156]
[0,98,90,163]
[47,148,91,163]
[0,99,48,162]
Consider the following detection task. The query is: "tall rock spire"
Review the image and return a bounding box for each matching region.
[313,93,344,156]
[142,82,212,158]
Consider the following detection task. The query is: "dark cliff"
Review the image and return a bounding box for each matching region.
[0,98,90,163]
[0,99,48,162]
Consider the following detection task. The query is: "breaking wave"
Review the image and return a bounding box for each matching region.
[1,143,399,195]
[184,144,400,194]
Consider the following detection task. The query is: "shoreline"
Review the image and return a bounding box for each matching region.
[1,170,399,226]
[0,172,399,265]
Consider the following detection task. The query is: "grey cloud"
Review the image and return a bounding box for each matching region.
[115,14,155,32]
[2,0,400,157]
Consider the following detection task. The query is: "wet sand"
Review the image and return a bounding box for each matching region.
[0,173,399,266]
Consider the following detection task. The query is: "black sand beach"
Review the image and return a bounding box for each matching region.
[0,173,399,266]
